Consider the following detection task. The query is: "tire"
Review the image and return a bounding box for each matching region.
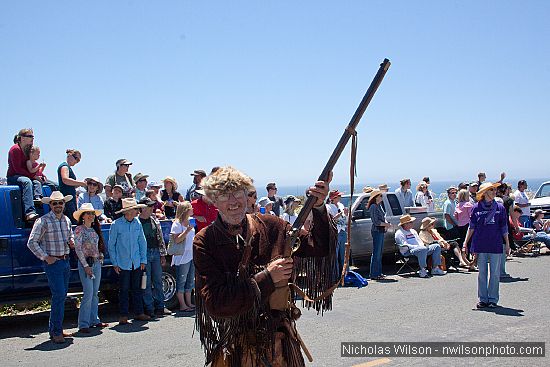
[162,267,178,309]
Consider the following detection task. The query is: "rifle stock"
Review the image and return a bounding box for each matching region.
[290,58,391,243]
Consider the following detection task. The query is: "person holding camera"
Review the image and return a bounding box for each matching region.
[27,191,75,344]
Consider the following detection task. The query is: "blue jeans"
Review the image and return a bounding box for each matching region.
[500,244,508,276]
[406,244,441,268]
[7,175,42,215]
[477,252,501,304]
[336,230,348,275]
[78,261,102,328]
[176,261,195,292]
[64,199,78,225]
[43,258,70,337]
[524,233,550,247]
[370,230,384,277]
[143,248,165,312]
[118,268,144,316]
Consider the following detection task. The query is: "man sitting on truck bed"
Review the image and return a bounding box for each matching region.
[395,214,446,278]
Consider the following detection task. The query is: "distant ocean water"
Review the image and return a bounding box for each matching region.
[275,178,548,199]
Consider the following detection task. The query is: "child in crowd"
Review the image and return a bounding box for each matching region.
[103,185,124,222]
[170,202,195,312]
[25,146,47,190]
[146,189,165,220]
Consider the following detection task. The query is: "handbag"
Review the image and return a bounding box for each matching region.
[167,234,185,256]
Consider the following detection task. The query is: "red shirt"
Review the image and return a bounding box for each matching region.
[509,217,523,241]
[192,198,218,231]
[7,144,33,178]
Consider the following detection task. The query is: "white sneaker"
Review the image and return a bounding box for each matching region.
[418,268,428,278]
[431,267,446,276]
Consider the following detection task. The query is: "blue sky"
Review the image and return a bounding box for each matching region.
[1,1,548,190]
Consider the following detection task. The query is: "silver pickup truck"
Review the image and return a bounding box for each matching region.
[341,192,445,262]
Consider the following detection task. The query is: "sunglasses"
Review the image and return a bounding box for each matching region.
[22,134,34,138]
[247,191,257,197]
[71,154,81,162]
[50,201,65,206]
[216,190,246,202]
[87,182,98,186]
[121,164,131,167]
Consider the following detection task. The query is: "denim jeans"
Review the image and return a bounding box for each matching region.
[43,258,70,337]
[78,261,102,328]
[406,244,441,268]
[7,175,42,215]
[370,230,384,278]
[525,233,550,247]
[477,252,501,304]
[176,261,195,292]
[143,248,165,312]
[500,244,508,276]
[336,230,348,275]
[118,268,144,316]
[64,199,78,225]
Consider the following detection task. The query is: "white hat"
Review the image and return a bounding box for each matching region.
[73,203,103,221]
[41,191,73,204]
[258,197,274,207]
[115,198,147,214]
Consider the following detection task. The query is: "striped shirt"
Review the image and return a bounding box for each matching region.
[27,211,74,260]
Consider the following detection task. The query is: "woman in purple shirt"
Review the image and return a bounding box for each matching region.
[464,182,510,309]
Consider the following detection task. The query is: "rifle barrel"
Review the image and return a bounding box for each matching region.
[291,58,391,232]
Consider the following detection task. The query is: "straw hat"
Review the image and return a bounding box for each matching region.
[378,184,390,191]
[162,176,178,190]
[41,191,73,204]
[420,217,436,230]
[398,214,416,226]
[115,198,147,214]
[476,182,501,201]
[367,189,383,207]
[84,177,104,194]
[133,173,149,183]
[73,202,103,221]
[362,186,374,194]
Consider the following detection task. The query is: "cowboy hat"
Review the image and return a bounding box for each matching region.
[41,191,73,204]
[378,184,390,191]
[420,217,436,230]
[362,186,374,193]
[133,173,149,183]
[162,176,178,190]
[367,189,383,206]
[115,198,147,214]
[476,182,501,201]
[398,214,416,226]
[84,177,104,194]
[73,202,103,221]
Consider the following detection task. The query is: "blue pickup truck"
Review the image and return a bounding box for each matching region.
[0,185,179,308]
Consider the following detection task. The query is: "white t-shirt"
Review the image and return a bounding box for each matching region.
[513,189,530,216]
[395,228,423,254]
[170,221,195,266]
[281,212,297,225]
[327,202,346,232]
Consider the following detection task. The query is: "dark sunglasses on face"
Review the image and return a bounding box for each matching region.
[87,182,98,186]
[72,154,80,161]
[50,201,65,206]
[22,134,34,138]
[248,191,256,197]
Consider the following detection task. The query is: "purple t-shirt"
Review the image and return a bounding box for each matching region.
[469,200,508,254]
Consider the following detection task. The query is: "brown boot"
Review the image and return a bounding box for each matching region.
[118,316,129,325]
[134,314,151,321]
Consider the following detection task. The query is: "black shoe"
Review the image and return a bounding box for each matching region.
[488,302,498,308]
[476,302,488,309]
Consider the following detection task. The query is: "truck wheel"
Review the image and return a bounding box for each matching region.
[162,267,178,309]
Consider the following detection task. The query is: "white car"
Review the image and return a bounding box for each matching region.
[530,181,550,218]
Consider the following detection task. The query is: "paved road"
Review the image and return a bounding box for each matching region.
[1,255,549,366]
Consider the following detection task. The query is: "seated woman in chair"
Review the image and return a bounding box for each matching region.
[510,206,550,249]
[419,217,472,269]
[532,209,550,234]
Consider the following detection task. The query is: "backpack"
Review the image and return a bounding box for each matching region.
[344,270,369,288]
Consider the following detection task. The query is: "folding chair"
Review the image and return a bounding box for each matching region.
[395,242,419,275]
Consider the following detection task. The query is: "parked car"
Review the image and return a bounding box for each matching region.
[0,185,180,308]
[529,181,550,219]
[345,191,444,262]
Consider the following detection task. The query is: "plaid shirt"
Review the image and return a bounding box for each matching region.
[27,211,74,260]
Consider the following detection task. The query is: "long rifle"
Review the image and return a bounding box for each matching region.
[289,58,391,250]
